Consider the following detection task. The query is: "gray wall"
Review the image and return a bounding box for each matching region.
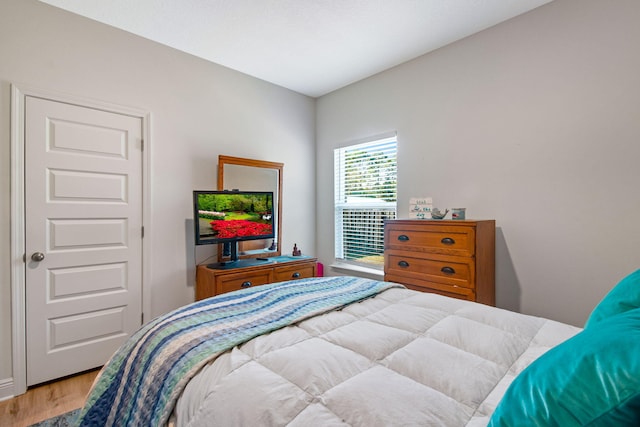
[316,0,640,327]
[0,0,315,389]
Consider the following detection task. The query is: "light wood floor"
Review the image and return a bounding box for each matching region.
[0,369,100,427]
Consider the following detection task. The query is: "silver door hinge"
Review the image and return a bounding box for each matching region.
[141,313,144,324]
[141,226,144,238]
[141,139,144,151]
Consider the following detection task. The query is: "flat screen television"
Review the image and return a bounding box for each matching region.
[193,190,275,269]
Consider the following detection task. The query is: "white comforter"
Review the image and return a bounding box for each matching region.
[174,287,579,426]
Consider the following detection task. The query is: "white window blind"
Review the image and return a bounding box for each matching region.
[334,134,397,268]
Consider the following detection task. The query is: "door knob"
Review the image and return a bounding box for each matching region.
[31,252,45,262]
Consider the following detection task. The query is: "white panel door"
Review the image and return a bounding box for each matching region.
[25,96,143,386]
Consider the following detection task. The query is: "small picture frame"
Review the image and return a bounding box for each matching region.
[409,197,433,219]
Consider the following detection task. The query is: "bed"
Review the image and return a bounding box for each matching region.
[77,273,640,426]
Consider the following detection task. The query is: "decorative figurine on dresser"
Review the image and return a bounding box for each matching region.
[292,244,302,256]
[384,219,495,305]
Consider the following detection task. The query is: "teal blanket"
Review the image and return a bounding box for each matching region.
[77,276,400,426]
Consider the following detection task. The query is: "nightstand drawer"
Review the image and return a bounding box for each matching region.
[274,264,316,282]
[385,224,475,257]
[216,270,274,295]
[385,251,474,289]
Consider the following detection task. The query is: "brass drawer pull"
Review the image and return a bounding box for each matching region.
[441,267,455,275]
[441,237,455,245]
[241,281,252,288]
[398,260,410,268]
[397,235,410,241]
[292,272,301,278]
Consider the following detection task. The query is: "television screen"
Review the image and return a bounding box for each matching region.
[193,190,274,245]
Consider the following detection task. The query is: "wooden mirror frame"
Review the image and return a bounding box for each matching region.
[217,155,283,260]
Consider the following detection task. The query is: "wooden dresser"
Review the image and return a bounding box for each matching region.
[196,256,317,300]
[384,219,495,305]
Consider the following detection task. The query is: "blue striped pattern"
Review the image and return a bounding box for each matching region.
[77,276,401,426]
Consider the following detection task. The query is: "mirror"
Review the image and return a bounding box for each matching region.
[218,155,283,260]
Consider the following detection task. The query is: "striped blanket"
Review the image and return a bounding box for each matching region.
[77,276,401,426]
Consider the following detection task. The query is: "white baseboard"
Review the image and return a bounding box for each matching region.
[0,377,16,401]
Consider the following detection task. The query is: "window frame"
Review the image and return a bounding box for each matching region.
[334,133,397,270]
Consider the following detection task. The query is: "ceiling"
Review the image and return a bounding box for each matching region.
[38,0,552,97]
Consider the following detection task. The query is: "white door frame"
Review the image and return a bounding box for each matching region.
[9,83,152,396]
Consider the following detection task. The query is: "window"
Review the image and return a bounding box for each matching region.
[334,134,397,269]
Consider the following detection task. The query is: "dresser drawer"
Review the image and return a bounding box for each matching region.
[385,224,475,257]
[216,270,274,295]
[393,277,475,301]
[385,251,475,289]
[274,263,316,282]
